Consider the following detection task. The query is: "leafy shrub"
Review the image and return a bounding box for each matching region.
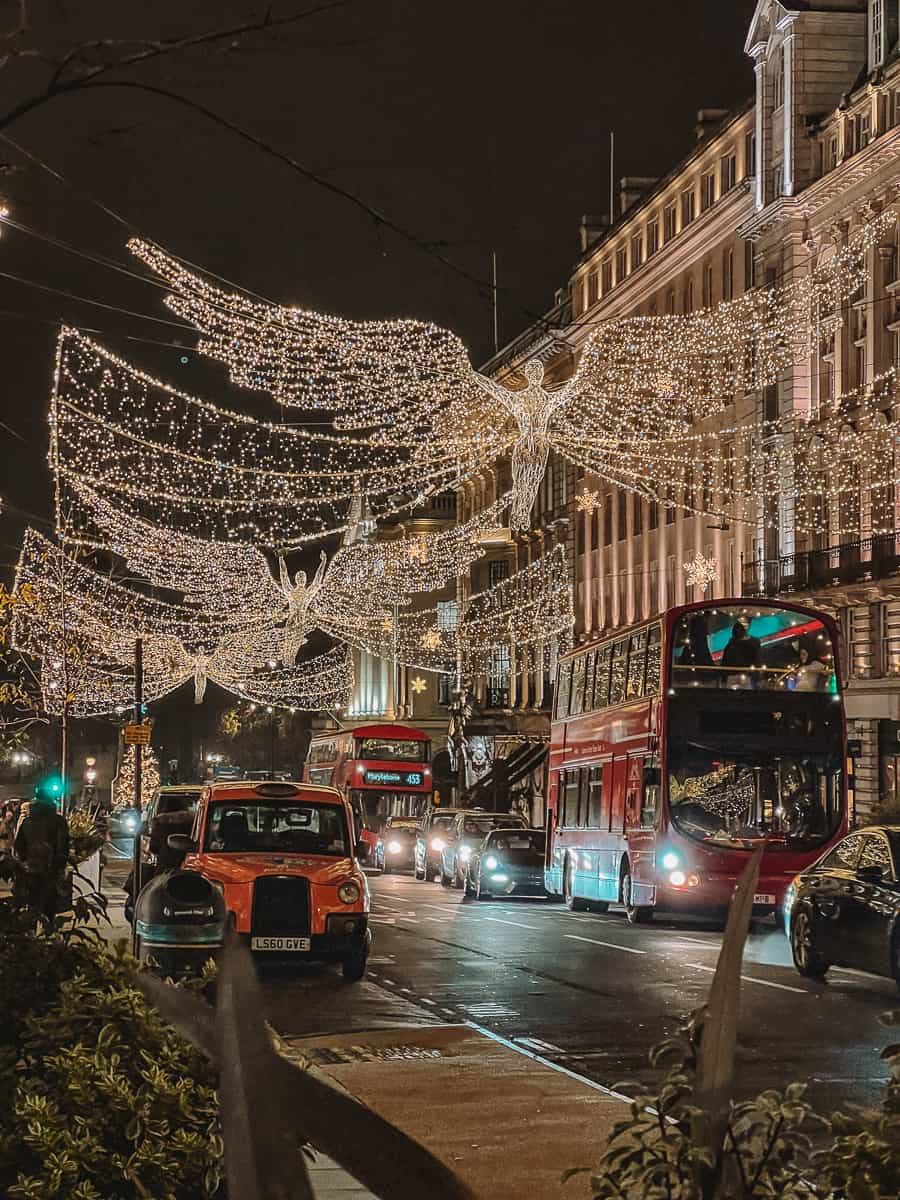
[66,811,104,868]
[0,884,223,1200]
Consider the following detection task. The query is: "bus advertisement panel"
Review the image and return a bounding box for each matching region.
[547,599,846,922]
[304,723,433,852]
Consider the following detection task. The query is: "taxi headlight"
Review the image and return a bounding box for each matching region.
[431,837,445,852]
[388,840,403,854]
[337,880,361,905]
[484,854,499,870]
[661,851,680,871]
[459,844,472,861]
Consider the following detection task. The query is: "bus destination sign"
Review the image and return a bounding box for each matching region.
[362,768,425,788]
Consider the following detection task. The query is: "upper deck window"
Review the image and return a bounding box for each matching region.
[355,737,429,762]
[555,623,662,719]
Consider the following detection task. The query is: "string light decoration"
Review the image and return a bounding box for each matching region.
[129,216,893,531]
[13,529,353,715]
[576,489,602,513]
[410,676,428,694]
[114,742,160,810]
[684,553,719,591]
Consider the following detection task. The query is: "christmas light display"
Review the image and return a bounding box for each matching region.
[129,215,893,530]
[114,742,160,810]
[684,553,719,591]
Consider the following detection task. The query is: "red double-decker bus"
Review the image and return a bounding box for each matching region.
[546,598,847,922]
[304,723,433,852]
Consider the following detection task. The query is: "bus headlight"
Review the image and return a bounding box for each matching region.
[338,881,361,905]
[431,837,445,852]
[387,841,402,854]
[459,845,472,861]
[669,870,687,887]
[484,855,499,870]
[661,851,680,871]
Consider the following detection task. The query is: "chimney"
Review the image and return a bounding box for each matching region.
[694,108,731,141]
[619,176,658,214]
[579,213,611,252]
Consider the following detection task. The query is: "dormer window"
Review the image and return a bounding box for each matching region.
[871,0,885,70]
[772,46,785,111]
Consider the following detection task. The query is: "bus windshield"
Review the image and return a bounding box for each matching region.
[667,747,843,851]
[355,737,428,762]
[671,605,836,693]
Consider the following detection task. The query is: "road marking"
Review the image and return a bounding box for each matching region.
[565,934,646,956]
[420,904,461,914]
[465,1021,633,1103]
[400,987,412,994]
[382,978,396,986]
[672,936,717,947]
[687,963,807,994]
[464,1002,519,1018]
[422,916,452,923]
[439,1007,456,1017]
[516,1036,563,1054]
[369,916,397,925]
[420,997,437,1006]
[484,916,540,930]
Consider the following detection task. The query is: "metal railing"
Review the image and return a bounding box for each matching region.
[743,531,900,597]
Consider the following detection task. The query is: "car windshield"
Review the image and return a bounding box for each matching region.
[204,801,349,856]
[356,737,428,762]
[667,748,842,851]
[671,605,837,694]
[463,814,524,837]
[385,826,416,840]
[430,815,456,834]
[156,791,199,816]
[488,830,544,862]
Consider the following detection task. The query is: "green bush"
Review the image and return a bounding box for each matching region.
[0,892,223,1200]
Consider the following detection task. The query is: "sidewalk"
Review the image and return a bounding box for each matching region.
[277,1023,626,1200]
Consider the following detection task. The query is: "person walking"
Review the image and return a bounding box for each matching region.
[14,783,70,920]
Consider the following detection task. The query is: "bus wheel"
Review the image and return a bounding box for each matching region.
[622,871,653,924]
[564,858,589,912]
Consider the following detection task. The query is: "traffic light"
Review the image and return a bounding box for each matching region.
[34,774,64,805]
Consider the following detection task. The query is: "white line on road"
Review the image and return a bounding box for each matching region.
[687,963,807,994]
[420,997,437,1006]
[565,934,646,955]
[440,1008,456,1017]
[382,978,396,986]
[484,916,540,930]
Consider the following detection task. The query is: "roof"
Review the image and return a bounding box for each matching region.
[351,723,430,742]
[205,781,344,803]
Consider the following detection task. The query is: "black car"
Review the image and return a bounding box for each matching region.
[440,810,529,888]
[415,808,463,881]
[787,825,900,986]
[375,816,420,873]
[465,828,547,900]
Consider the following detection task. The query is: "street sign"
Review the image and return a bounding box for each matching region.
[124,724,151,745]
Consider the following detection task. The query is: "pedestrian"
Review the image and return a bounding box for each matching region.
[14,783,70,920]
[721,620,761,687]
[0,803,16,855]
[793,646,827,692]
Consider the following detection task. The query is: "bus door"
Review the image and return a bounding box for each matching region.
[625,753,660,907]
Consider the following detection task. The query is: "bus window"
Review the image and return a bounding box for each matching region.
[587,765,603,827]
[646,624,662,695]
[641,756,660,828]
[577,768,589,827]
[570,655,586,717]
[609,638,628,705]
[627,629,648,699]
[593,646,611,709]
[583,651,597,714]
[556,660,573,718]
[562,770,580,827]
[610,759,627,833]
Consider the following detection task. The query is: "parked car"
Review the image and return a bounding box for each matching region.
[786,825,900,986]
[125,785,203,920]
[169,779,371,980]
[465,828,547,900]
[415,807,463,881]
[375,816,419,873]
[440,809,529,888]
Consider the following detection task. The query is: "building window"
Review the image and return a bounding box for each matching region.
[772,160,784,196]
[587,270,599,306]
[744,240,756,290]
[601,258,613,293]
[665,288,676,314]
[722,247,735,300]
[647,215,660,257]
[882,601,900,676]
[720,152,737,193]
[743,130,756,178]
[701,171,716,211]
[680,189,696,227]
[630,233,644,270]
[844,118,856,158]
[666,489,676,525]
[663,203,677,243]
[893,329,900,371]
[683,278,694,314]
[871,0,885,69]
[436,600,458,631]
[772,46,785,110]
[633,497,643,536]
[488,559,510,588]
[572,277,584,318]
[438,675,453,705]
[648,499,659,530]
[849,605,874,678]
[615,246,628,284]
[702,263,714,308]
[603,493,613,546]
[859,111,872,149]
[617,492,627,542]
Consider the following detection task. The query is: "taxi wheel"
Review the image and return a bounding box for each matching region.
[342,948,368,982]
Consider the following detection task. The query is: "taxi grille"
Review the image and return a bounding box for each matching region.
[252,876,310,936]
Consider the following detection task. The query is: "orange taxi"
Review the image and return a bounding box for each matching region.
[172,780,370,980]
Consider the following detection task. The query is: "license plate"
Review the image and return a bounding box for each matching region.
[251,936,310,951]
[753,893,776,906]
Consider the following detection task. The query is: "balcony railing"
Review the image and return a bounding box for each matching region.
[743,532,900,597]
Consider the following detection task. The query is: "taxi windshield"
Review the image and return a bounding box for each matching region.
[204,801,349,856]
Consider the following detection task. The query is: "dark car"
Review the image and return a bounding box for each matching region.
[465,828,547,900]
[125,786,203,920]
[375,816,420,873]
[415,808,463,881]
[440,809,529,889]
[787,825,900,986]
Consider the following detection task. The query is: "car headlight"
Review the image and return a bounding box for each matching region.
[459,845,472,861]
[388,841,402,854]
[337,880,361,905]
[783,882,796,922]
[484,855,499,870]
[431,837,445,852]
